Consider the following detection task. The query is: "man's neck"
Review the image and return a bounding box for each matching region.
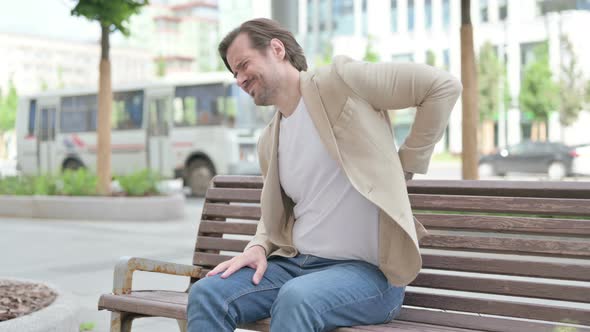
[275,70,301,118]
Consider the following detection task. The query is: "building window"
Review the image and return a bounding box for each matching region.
[498,0,508,20]
[307,0,314,32]
[425,0,433,29]
[390,0,398,32]
[393,53,414,62]
[333,0,355,35]
[408,0,415,31]
[480,0,488,23]
[442,0,450,28]
[362,0,368,36]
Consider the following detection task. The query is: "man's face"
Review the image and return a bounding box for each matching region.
[226,33,281,106]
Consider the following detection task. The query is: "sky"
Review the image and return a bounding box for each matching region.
[0,0,102,42]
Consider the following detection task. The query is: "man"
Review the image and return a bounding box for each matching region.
[187,18,461,332]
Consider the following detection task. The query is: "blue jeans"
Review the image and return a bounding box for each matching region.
[187,254,405,332]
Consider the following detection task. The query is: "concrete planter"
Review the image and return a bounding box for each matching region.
[0,280,79,332]
[0,194,185,221]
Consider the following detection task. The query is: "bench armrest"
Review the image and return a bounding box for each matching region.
[113,256,202,295]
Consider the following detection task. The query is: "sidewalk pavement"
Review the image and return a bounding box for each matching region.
[0,198,213,332]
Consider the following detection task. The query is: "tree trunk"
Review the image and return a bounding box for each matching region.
[461,0,479,179]
[531,122,538,141]
[97,24,112,195]
[539,121,547,142]
[481,120,495,154]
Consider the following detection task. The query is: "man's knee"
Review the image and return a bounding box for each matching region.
[271,282,322,328]
[187,276,220,311]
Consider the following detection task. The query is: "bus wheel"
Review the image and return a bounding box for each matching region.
[63,159,83,171]
[187,159,214,197]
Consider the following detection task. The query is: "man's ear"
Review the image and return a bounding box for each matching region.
[269,38,286,60]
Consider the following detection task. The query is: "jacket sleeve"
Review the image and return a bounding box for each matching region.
[334,56,462,174]
[243,128,276,256]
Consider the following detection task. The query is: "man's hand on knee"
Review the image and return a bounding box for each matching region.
[206,245,268,285]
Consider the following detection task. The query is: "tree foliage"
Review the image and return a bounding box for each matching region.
[477,42,504,122]
[71,0,148,35]
[519,42,558,122]
[426,49,436,66]
[558,35,585,126]
[0,80,18,133]
[363,36,379,63]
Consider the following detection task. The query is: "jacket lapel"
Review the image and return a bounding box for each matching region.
[260,110,283,236]
[299,71,341,163]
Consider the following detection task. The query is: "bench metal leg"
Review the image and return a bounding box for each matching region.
[110,312,135,332]
[177,319,187,332]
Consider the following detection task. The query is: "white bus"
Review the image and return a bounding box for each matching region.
[16,72,273,196]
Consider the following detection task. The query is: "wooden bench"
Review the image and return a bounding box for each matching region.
[99,175,590,332]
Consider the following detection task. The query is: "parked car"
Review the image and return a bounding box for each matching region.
[572,143,590,176]
[479,141,578,179]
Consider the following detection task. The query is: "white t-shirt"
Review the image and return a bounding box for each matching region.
[278,98,379,265]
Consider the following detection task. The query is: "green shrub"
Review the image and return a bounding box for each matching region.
[0,176,35,195]
[59,169,97,196]
[117,169,161,196]
[33,175,58,195]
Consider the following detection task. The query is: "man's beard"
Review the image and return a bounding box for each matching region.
[252,79,277,106]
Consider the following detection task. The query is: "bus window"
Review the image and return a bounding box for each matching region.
[174,84,225,126]
[28,100,37,136]
[111,90,143,130]
[173,96,197,126]
[60,94,98,133]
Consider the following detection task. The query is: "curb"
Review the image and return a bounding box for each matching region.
[0,193,185,221]
[0,279,79,332]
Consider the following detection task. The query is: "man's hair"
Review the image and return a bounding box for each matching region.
[218,18,308,73]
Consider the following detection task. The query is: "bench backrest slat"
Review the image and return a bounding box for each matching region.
[412,272,588,302]
[421,232,590,257]
[410,194,590,217]
[202,203,261,220]
[193,176,590,328]
[405,292,590,325]
[416,213,590,236]
[421,252,590,282]
[407,179,590,199]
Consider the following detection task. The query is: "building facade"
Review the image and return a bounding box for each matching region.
[298,0,590,153]
[0,32,153,96]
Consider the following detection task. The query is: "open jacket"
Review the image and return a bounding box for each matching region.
[245,55,462,286]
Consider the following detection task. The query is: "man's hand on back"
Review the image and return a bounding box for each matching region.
[206,245,268,285]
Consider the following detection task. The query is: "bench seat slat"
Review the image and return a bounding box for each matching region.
[421,233,590,257]
[422,253,590,281]
[98,291,186,320]
[415,213,590,236]
[202,203,261,220]
[99,291,590,331]
[398,307,587,332]
[404,291,590,325]
[411,272,590,303]
[410,194,590,217]
[205,188,262,203]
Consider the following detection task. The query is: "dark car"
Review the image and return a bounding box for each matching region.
[478,141,578,179]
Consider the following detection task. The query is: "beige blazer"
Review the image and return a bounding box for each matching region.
[245,56,462,286]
